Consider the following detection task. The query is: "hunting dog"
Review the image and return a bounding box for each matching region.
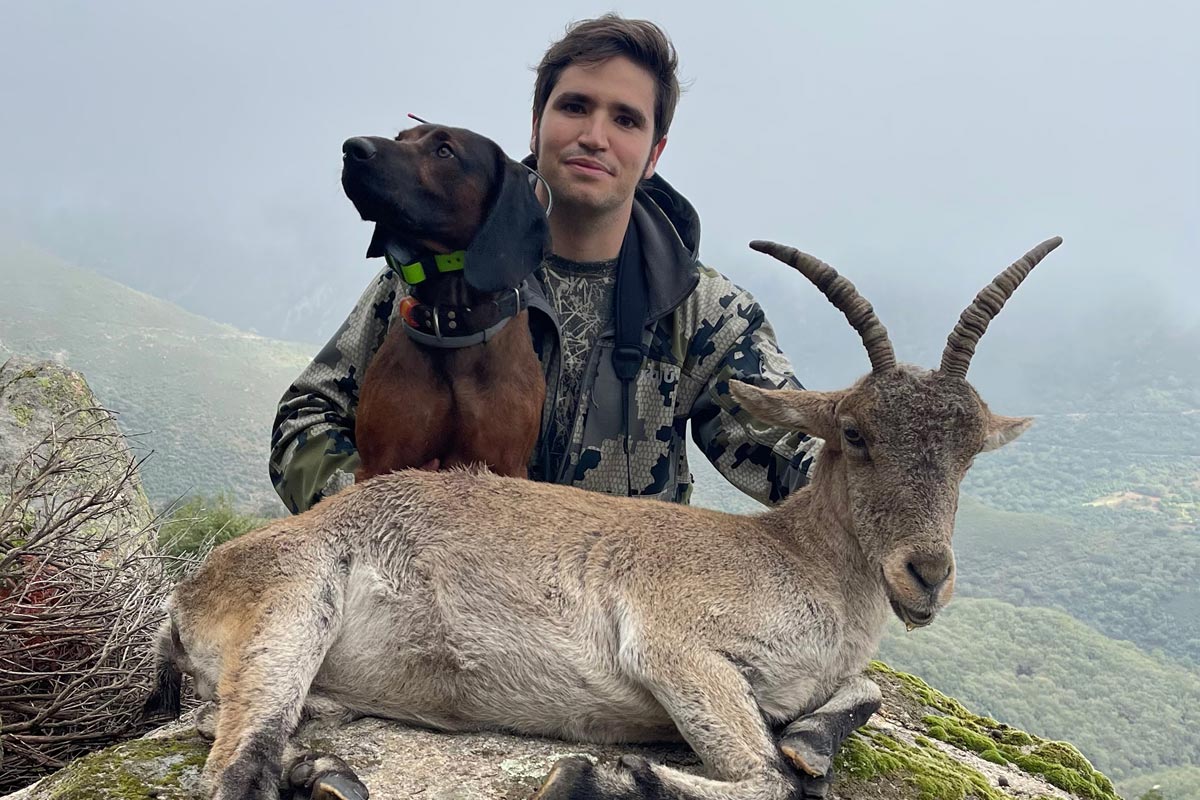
[341,125,548,481]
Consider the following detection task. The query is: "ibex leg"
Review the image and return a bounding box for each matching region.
[535,647,798,800]
[777,675,882,793]
[204,559,353,800]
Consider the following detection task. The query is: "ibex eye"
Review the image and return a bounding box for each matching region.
[436,143,454,158]
[843,428,865,447]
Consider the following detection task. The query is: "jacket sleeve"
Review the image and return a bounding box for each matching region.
[269,265,404,513]
[685,281,820,506]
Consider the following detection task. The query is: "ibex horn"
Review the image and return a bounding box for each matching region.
[939,236,1063,380]
[749,240,896,374]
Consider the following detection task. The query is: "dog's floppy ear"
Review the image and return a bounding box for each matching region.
[365,224,390,258]
[464,158,548,292]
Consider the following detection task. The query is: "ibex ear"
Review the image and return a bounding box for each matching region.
[729,381,842,441]
[981,414,1033,452]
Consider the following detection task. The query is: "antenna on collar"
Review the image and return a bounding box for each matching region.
[523,164,553,218]
[407,113,430,124]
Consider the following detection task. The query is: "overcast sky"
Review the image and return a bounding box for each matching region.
[2,1,1196,361]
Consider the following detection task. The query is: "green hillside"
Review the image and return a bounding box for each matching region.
[0,239,316,511]
[962,318,1200,526]
[1120,768,1200,800]
[952,497,1200,669]
[878,597,1200,782]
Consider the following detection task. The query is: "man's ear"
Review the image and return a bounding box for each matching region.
[530,113,540,156]
[728,381,843,442]
[642,136,668,180]
[981,414,1034,452]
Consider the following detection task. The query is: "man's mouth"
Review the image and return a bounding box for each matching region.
[564,157,612,176]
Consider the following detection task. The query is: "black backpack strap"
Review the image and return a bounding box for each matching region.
[612,220,648,494]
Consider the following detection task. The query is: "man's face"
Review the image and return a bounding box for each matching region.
[531,55,667,219]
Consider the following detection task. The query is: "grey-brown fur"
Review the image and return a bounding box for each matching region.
[150,237,1060,800]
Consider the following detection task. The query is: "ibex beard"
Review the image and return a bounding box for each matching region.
[144,237,1059,800]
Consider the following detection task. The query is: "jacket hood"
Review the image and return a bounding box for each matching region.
[521,155,701,322]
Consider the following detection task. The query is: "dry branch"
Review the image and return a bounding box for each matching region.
[0,408,188,792]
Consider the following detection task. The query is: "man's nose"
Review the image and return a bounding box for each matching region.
[577,114,608,150]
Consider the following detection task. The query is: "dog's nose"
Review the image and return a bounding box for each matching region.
[342,137,377,161]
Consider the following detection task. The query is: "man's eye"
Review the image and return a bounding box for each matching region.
[615,116,637,129]
[436,143,454,158]
[562,102,585,114]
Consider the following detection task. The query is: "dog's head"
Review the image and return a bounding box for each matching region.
[341,124,547,293]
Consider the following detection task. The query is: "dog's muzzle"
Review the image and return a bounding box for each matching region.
[342,137,377,161]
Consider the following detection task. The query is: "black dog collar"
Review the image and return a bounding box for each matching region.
[402,286,528,349]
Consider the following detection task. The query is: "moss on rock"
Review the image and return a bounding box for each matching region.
[38,734,207,800]
[870,662,1118,800]
[835,726,1010,800]
[11,405,33,427]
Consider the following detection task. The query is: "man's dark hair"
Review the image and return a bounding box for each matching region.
[533,15,680,144]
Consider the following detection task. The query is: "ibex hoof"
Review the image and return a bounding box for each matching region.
[617,754,651,773]
[532,756,598,799]
[287,753,368,800]
[617,753,664,792]
[779,735,832,778]
[796,773,832,799]
[311,774,369,800]
[194,702,218,742]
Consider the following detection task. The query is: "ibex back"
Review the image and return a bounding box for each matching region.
[146,236,1061,800]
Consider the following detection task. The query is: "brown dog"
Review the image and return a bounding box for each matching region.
[341,125,548,481]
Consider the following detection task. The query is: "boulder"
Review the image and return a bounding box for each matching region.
[0,354,154,537]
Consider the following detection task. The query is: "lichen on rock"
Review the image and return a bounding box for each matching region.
[35,733,208,800]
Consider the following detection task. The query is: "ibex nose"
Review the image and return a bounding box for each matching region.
[906,554,953,593]
[342,137,377,161]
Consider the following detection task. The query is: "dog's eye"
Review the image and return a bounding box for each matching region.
[843,427,866,448]
[436,143,454,159]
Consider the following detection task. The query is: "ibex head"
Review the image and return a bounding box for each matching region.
[730,237,1060,630]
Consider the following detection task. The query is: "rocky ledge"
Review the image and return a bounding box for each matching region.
[1,663,1117,800]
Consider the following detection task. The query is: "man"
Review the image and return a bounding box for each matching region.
[270,15,818,514]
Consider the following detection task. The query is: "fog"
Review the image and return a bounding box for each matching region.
[2,0,1196,377]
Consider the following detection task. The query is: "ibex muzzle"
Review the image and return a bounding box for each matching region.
[148,236,1060,800]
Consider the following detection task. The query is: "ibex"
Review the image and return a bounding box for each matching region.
[146,236,1060,800]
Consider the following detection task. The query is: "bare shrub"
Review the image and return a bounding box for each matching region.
[0,408,190,792]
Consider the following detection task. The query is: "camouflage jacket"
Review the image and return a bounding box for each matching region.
[270,172,819,513]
